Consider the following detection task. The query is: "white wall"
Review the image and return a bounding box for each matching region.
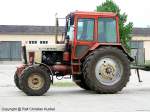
[0,34,63,45]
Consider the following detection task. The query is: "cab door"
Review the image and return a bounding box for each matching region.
[72,17,96,59]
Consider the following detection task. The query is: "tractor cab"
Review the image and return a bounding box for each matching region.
[64,11,120,60]
[66,11,119,41]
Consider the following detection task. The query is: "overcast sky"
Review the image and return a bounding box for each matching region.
[0,0,149,27]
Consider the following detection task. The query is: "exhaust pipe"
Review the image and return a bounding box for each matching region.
[55,13,59,44]
[22,46,27,64]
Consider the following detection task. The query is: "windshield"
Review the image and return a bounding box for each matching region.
[66,16,74,41]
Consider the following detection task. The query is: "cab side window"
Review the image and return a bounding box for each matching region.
[98,18,117,43]
[77,19,94,41]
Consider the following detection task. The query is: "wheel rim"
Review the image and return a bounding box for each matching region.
[95,57,123,86]
[28,73,44,90]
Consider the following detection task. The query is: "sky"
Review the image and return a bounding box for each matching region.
[0,0,149,27]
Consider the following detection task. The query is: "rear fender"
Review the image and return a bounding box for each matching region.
[89,43,134,62]
[119,45,134,62]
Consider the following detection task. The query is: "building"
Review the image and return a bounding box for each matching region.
[0,25,149,62]
[0,25,64,61]
[131,28,150,62]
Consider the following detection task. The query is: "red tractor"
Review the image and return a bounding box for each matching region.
[14,11,133,96]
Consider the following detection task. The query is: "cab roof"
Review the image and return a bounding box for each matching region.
[72,11,117,17]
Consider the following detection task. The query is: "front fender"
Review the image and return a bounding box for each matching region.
[16,64,27,77]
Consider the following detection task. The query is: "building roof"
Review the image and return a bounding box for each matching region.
[0,25,64,35]
[0,25,149,36]
[132,28,150,36]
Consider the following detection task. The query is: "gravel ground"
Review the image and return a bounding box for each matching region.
[0,64,150,112]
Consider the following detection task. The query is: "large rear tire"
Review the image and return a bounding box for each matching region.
[19,66,51,96]
[83,47,130,93]
[73,75,90,90]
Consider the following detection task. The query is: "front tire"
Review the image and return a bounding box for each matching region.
[14,72,21,90]
[83,47,130,93]
[19,66,51,96]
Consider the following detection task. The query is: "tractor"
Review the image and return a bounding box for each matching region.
[14,11,133,96]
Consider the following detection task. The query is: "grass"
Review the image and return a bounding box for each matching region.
[53,82,77,87]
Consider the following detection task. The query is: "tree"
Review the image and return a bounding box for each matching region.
[97,0,133,51]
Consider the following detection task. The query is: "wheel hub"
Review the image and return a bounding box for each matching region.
[28,74,44,90]
[95,57,122,86]
[32,78,39,85]
[106,66,113,74]
[100,64,115,80]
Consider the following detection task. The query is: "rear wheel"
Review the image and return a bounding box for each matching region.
[73,75,90,90]
[19,66,51,96]
[83,47,130,93]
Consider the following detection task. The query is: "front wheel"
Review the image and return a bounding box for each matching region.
[14,72,21,90]
[83,47,130,93]
[19,66,51,96]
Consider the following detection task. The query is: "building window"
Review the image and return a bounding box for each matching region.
[29,41,37,44]
[40,41,48,44]
[130,41,143,49]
